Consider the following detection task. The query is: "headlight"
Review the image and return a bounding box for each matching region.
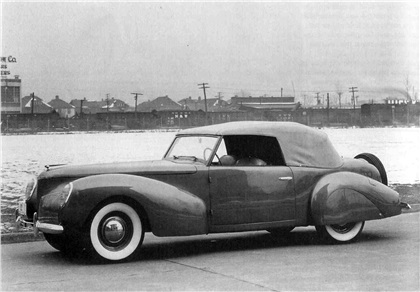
[25,177,37,200]
[58,183,73,208]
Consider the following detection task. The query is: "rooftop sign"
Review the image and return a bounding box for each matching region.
[1,56,17,76]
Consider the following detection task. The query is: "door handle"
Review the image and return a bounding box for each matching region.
[279,176,293,181]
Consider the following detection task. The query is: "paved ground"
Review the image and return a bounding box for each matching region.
[1,212,419,291]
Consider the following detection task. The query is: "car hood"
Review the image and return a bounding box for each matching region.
[38,160,198,180]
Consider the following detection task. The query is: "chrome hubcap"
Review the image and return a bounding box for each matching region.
[102,216,126,244]
[331,222,356,234]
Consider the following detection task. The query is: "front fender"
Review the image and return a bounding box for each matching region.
[311,172,402,225]
[62,174,208,236]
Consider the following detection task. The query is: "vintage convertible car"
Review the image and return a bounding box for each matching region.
[17,121,410,261]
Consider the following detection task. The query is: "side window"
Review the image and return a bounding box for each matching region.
[214,135,286,166]
[214,139,227,161]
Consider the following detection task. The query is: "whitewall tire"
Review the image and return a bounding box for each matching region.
[317,221,364,243]
[89,202,144,261]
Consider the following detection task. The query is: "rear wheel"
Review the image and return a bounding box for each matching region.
[355,153,388,185]
[316,221,364,243]
[89,202,144,261]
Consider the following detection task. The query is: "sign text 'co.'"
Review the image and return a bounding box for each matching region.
[1,56,18,63]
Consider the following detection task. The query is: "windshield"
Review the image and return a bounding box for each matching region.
[165,136,220,164]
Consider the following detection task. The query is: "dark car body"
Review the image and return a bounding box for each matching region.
[17,121,409,261]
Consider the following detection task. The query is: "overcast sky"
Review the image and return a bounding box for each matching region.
[1,2,419,106]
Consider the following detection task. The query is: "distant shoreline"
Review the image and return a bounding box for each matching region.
[1,128,181,136]
[2,125,419,136]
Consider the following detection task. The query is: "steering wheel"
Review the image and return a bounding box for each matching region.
[203,147,217,161]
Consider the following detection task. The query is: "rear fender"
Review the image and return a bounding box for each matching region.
[311,172,401,225]
[62,174,208,236]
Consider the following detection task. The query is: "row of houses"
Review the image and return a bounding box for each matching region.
[20,95,130,118]
[17,94,302,118]
[3,102,419,133]
[2,76,419,132]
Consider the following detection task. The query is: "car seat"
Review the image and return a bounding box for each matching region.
[219,155,237,166]
[236,157,267,166]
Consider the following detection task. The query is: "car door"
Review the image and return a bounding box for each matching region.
[209,165,295,228]
[207,135,295,230]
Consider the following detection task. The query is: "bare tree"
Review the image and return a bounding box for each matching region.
[303,94,309,107]
[404,75,413,103]
[335,81,344,108]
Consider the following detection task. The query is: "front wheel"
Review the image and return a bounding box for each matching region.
[316,221,364,243]
[89,202,144,261]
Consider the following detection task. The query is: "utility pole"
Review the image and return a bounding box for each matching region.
[215,92,223,107]
[326,93,330,126]
[105,93,110,112]
[198,83,209,125]
[315,92,321,105]
[80,98,85,116]
[407,102,410,125]
[105,93,110,129]
[30,92,35,130]
[30,92,35,115]
[131,92,143,115]
[337,92,343,109]
[349,87,358,125]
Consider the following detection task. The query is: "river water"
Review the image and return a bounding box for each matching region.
[1,127,419,213]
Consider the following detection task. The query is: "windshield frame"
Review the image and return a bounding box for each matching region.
[163,134,222,165]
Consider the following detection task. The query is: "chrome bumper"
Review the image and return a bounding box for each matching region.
[15,212,64,236]
[399,202,411,210]
[33,213,64,235]
[35,221,64,235]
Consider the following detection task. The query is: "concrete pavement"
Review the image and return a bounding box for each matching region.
[1,212,419,291]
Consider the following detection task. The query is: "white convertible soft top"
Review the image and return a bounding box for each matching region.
[179,121,343,168]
